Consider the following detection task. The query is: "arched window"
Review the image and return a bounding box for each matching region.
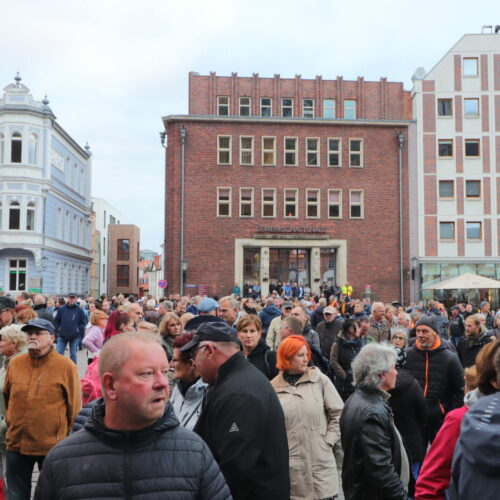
[11,133,22,163]
[26,200,35,231]
[9,200,20,229]
[28,134,38,165]
[0,133,4,163]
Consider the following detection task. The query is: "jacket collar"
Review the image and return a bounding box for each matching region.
[215,351,246,385]
[271,366,320,391]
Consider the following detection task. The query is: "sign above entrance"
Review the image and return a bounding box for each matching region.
[256,226,326,234]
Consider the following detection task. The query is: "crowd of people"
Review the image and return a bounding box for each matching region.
[0,287,499,499]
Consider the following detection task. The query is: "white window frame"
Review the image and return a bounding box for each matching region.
[284,189,299,218]
[8,200,20,230]
[344,100,357,119]
[217,187,232,217]
[282,98,293,117]
[323,99,336,119]
[260,97,272,117]
[217,135,232,165]
[7,258,27,293]
[349,189,364,219]
[464,139,480,158]
[11,132,22,163]
[26,200,35,231]
[303,98,314,118]
[240,136,254,165]
[328,189,342,219]
[306,138,320,167]
[463,57,479,77]
[262,136,276,166]
[28,134,38,165]
[349,139,363,167]
[217,96,230,116]
[463,98,479,117]
[438,180,455,199]
[239,188,254,218]
[306,189,320,219]
[328,138,342,167]
[284,137,298,166]
[239,97,251,116]
[261,188,276,218]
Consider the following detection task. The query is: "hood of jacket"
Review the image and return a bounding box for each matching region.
[463,387,487,407]
[262,304,281,316]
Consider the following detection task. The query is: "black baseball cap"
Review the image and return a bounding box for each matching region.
[180,322,238,352]
[0,297,15,312]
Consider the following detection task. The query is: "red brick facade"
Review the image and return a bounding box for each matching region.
[164,74,411,301]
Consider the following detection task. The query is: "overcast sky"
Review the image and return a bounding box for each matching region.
[2,0,499,251]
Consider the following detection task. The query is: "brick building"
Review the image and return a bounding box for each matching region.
[107,224,140,298]
[163,72,412,301]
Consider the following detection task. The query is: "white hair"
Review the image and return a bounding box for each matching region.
[352,343,397,390]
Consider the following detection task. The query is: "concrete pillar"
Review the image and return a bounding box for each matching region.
[260,246,269,297]
[311,247,321,295]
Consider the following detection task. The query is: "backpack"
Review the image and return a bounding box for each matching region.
[81,356,102,405]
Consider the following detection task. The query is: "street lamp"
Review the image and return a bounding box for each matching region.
[160,131,167,148]
[397,131,405,304]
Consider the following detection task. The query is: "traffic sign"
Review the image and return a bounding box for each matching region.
[158,279,167,289]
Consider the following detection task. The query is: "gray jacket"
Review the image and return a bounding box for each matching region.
[170,377,208,430]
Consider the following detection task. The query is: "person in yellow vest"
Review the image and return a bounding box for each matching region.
[342,284,353,298]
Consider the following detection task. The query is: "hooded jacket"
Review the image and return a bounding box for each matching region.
[449,392,500,500]
[35,402,231,500]
[258,304,281,334]
[54,303,86,340]
[170,377,207,430]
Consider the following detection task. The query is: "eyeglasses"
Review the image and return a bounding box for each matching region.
[192,344,208,357]
[393,336,405,341]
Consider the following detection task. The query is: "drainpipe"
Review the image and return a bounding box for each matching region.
[397,131,405,304]
[180,126,186,296]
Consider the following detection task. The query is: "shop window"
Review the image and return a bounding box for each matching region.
[464,98,479,117]
[466,222,481,240]
[284,137,298,166]
[28,134,38,165]
[303,99,314,118]
[344,100,356,119]
[9,259,26,291]
[11,132,22,163]
[439,222,455,240]
[217,96,229,116]
[262,137,276,166]
[306,189,320,218]
[26,200,35,231]
[282,98,293,117]
[217,187,231,217]
[9,200,20,229]
[437,99,453,117]
[117,265,129,287]
[240,136,254,165]
[239,97,251,116]
[323,99,336,119]
[239,188,254,217]
[349,190,364,219]
[328,190,342,218]
[463,57,478,77]
[260,98,272,117]
[349,139,363,167]
[439,180,454,199]
[328,138,341,167]
[465,139,480,157]
[117,239,130,260]
[438,139,453,157]
[465,180,481,199]
[284,189,298,218]
[262,188,276,217]
[306,138,319,166]
[217,135,231,165]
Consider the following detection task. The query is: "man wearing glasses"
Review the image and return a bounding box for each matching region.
[3,318,81,499]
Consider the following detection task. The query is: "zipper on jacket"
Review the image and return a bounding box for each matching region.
[423,351,429,397]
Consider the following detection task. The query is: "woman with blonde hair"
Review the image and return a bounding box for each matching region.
[158,312,181,360]
[271,335,344,500]
[82,310,108,356]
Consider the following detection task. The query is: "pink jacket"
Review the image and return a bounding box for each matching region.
[82,325,105,353]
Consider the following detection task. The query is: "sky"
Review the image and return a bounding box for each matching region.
[2,0,499,251]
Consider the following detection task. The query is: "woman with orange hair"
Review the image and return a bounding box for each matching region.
[271,335,344,500]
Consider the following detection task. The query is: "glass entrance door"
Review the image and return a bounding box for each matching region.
[269,248,310,285]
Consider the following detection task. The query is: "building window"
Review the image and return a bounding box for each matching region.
[102,263,106,283]
[65,211,70,241]
[239,188,254,217]
[284,137,298,166]
[239,97,251,116]
[103,236,106,256]
[465,139,480,157]
[328,190,342,218]
[28,134,37,165]
[344,100,356,119]
[8,200,20,230]
[463,57,478,77]
[439,222,455,240]
[262,188,276,217]
[11,133,22,163]
[0,133,4,163]
[26,201,35,231]
[349,139,363,167]
[240,136,254,165]
[117,239,130,260]
[437,99,453,117]
[284,189,298,218]
[110,215,116,225]
[262,137,276,166]
[217,135,231,165]
[282,98,293,117]
[104,210,107,228]
[260,98,272,117]
[306,138,319,166]
[56,208,62,238]
[306,189,320,218]
[349,190,364,219]
[328,138,341,167]
[439,180,454,199]
[466,222,481,240]
[9,259,26,291]
[80,168,85,194]
[465,180,481,199]
[464,98,479,117]
[217,96,229,116]
[438,139,453,157]
[303,99,314,118]
[217,187,231,217]
[117,265,129,287]
[323,99,336,119]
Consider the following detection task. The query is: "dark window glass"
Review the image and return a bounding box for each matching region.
[438,141,453,157]
[117,239,130,260]
[117,265,129,287]
[350,206,361,218]
[465,140,479,157]
[439,181,454,198]
[11,138,22,163]
[438,99,452,116]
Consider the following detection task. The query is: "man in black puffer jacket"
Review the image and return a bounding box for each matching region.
[35,332,231,500]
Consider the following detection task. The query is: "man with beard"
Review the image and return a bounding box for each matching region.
[3,318,81,499]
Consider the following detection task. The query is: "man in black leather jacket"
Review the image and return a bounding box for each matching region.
[340,343,408,500]
[35,332,231,500]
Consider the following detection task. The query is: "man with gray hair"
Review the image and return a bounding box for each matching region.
[367,301,392,343]
[340,343,409,500]
[218,296,244,327]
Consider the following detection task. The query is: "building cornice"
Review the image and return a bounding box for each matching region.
[0,105,56,121]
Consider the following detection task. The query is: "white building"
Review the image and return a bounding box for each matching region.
[0,74,92,296]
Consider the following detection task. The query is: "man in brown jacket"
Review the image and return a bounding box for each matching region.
[367,301,392,343]
[3,318,81,500]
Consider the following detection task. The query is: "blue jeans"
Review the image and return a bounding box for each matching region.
[56,336,79,364]
[6,450,45,500]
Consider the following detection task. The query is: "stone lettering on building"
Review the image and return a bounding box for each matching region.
[256,226,326,234]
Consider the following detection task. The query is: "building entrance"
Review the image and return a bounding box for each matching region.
[269,248,310,285]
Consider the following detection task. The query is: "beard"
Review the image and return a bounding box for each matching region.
[27,339,40,350]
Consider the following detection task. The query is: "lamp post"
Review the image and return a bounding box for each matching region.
[397,131,405,304]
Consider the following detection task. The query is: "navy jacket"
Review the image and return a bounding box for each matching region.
[54,304,86,340]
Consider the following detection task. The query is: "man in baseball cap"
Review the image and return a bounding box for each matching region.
[0,297,16,328]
